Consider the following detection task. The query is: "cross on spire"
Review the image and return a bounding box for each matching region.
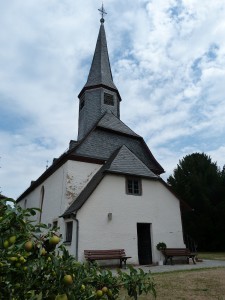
[98,3,107,23]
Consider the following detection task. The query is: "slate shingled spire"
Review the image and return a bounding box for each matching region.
[84,19,117,90]
[77,7,121,140]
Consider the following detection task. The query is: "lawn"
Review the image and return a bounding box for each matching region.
[118,253,225,299]
[198,252,225,261]
[119,267,225,299]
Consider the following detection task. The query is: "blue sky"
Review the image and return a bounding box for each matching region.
[0,0,225,199]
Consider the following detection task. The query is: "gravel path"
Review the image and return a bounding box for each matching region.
[130,259,225,274]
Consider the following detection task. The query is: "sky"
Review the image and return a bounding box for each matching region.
[0,0,225,199]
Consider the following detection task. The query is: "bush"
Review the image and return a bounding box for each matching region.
[0,198,156,299]
[156,242,167,251]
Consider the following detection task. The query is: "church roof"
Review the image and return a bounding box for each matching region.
[97,112,139,137]
[106,145,158,178]
[61,145,158,217]
[79,19,119,97]
[74,118,164,175]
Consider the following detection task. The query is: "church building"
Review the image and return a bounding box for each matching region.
[17,9,185,265]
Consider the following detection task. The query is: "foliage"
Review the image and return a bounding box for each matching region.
[0,198,156,299]
[156,242,167,251]
[118,267,156,300]
[168,152,225,251]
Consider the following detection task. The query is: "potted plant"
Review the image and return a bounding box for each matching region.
[156,242,167,265]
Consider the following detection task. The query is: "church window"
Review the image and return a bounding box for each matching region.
[104,93,114,106]
[79,95,85,111]
[52,220,58,229]
[65,221,73,243]
[126,177,142,195]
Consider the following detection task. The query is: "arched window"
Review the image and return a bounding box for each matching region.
[39,186,45,223]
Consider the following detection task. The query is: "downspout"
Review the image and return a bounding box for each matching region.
[71,213,79,261]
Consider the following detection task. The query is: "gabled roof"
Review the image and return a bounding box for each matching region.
[97,112,139,137]
[107,145,158,178]
[61,145,158,217]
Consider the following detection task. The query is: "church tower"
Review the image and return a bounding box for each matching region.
[77,7,121,140]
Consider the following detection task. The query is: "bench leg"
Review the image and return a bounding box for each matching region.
[120,258,127,269]
[120,259,122,268]
[191,256,196,264]
[165,257,168,265]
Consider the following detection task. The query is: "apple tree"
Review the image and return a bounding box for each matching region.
[0,198,156,299]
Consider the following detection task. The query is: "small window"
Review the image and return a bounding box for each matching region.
[79,95,85,111]
[52,221,58,229]
[65,221,73,243]
[126,178,142,195]
[104,93,114,106]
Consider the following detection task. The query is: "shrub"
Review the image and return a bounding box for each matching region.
[156,242,167,251]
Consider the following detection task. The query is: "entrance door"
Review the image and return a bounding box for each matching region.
[137,223,152,265]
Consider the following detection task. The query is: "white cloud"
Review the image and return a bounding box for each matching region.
[0,0,225,198]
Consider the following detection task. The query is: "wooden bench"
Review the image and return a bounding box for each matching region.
[84,249,131,268]
[162,248,196,265]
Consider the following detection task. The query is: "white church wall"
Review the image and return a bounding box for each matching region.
[76,174,185,264]
[18,159,102,257]
[65,160,102,208]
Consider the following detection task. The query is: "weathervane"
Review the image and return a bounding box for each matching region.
[98,3,107,23]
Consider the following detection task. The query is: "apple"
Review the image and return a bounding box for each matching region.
[8,257,18,262]
[63,274,73,285]
[81,284,85,291]
[24,241,33,252]
[19,256,26,263]
[41,248,47,256]
[9,235,17,244]
[15,262,21,268]
[107,289,113,297]
[49,235,60,245]
[102,286,108,293]
[55,294,68,300]
[96,290,103,298]
[3,240,9,249]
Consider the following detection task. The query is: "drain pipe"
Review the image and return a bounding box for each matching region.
[71,213,79,261]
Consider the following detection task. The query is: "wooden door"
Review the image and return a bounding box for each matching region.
[137,223,152,265]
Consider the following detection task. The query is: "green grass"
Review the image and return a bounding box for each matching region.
[119,267,225,299]
[198,252,225,261]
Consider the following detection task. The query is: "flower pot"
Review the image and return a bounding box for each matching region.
[158,260,164,266]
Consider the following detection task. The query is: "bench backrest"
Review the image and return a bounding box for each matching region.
[162,248,191,255]
[84,249,126,259]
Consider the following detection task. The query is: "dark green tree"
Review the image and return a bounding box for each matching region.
[168,153,225,251]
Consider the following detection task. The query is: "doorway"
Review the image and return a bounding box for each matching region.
[137,223,152,265]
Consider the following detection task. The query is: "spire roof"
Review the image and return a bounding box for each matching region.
[83,17,118,91]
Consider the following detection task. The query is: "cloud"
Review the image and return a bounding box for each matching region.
[0,0,225,198]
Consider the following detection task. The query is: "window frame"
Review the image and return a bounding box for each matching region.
[104,92,114,106]
[126,177,142,196]
[65,221,73,243]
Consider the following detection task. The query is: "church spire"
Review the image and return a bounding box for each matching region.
[81,5,118,93]
[77,6,121,140]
